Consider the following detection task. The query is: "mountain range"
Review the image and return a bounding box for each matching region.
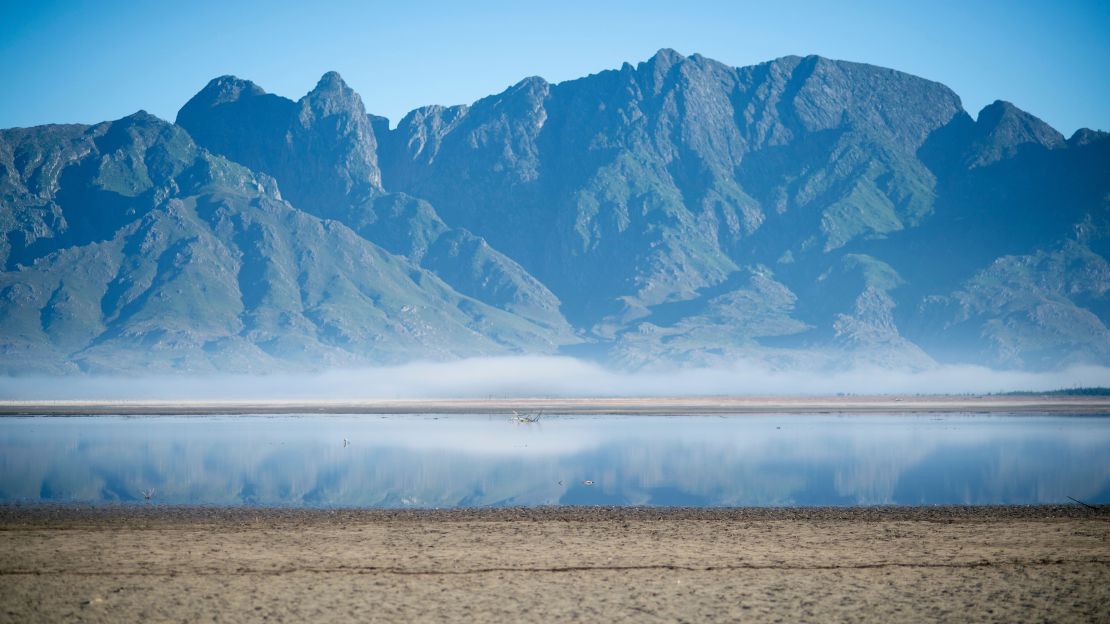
[2,49,1107,374]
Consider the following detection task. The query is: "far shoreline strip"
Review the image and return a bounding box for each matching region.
[1,395,1109,415]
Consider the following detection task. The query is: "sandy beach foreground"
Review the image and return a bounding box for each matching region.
[1,506,1107,622]
[2,395,1110,415]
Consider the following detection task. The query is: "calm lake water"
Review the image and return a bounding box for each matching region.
[1,414,1108,508]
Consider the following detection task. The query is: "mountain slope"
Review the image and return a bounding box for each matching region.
[375,50,1109,368]
[0,113,569,373]
[176,73,575,336]
[378,51,964,329]
[2,50,1108,373]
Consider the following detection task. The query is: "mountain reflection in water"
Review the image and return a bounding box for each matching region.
[1,414,1107,508]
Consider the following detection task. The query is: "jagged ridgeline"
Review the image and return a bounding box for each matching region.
[2,50,1108,373]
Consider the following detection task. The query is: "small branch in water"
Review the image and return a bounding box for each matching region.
[1067,496,1098,510]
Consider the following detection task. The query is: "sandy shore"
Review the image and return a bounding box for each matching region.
[1,505,1107,622]
[2,395,1110,415]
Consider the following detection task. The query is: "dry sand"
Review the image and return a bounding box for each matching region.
[3,394,1110,415]
[1,505,1107,622]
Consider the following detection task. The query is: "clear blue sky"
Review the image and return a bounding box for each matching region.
[1,0,1107,134]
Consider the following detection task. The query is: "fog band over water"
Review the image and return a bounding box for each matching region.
[1,357,1108,400]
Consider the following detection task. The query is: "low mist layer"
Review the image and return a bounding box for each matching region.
[1,357,1108,401]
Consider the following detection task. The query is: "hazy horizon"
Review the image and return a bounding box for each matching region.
[1,356,1107,401]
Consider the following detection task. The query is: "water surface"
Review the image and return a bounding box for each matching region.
[1,413,1107,507]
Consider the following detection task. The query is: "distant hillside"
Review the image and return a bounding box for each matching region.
[1,50,1107,373]
[999,388,1110,397]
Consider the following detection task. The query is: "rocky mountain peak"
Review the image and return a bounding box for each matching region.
[977,100,1063,142]
[189,75,266,108]
[510,75,549,93]
[636,48,693,92]
[644,47,686,70]
[316,70,346,88]
[307,71,354,100]
[96,110,194,160]
[1068,128,1110,147]
[966,100,1066,166]
[301,71,369,118]
[119,109,160,124]
[178,70,383,214]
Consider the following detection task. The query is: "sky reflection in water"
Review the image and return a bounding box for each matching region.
[1,414,1107,507]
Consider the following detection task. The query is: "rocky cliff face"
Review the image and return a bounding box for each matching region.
[373,50,1108,369]
[177,72,382,219]
[177,73,575,337]
[0,114,571,373]
[2,50,1107,373]
[372,52,968,345]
